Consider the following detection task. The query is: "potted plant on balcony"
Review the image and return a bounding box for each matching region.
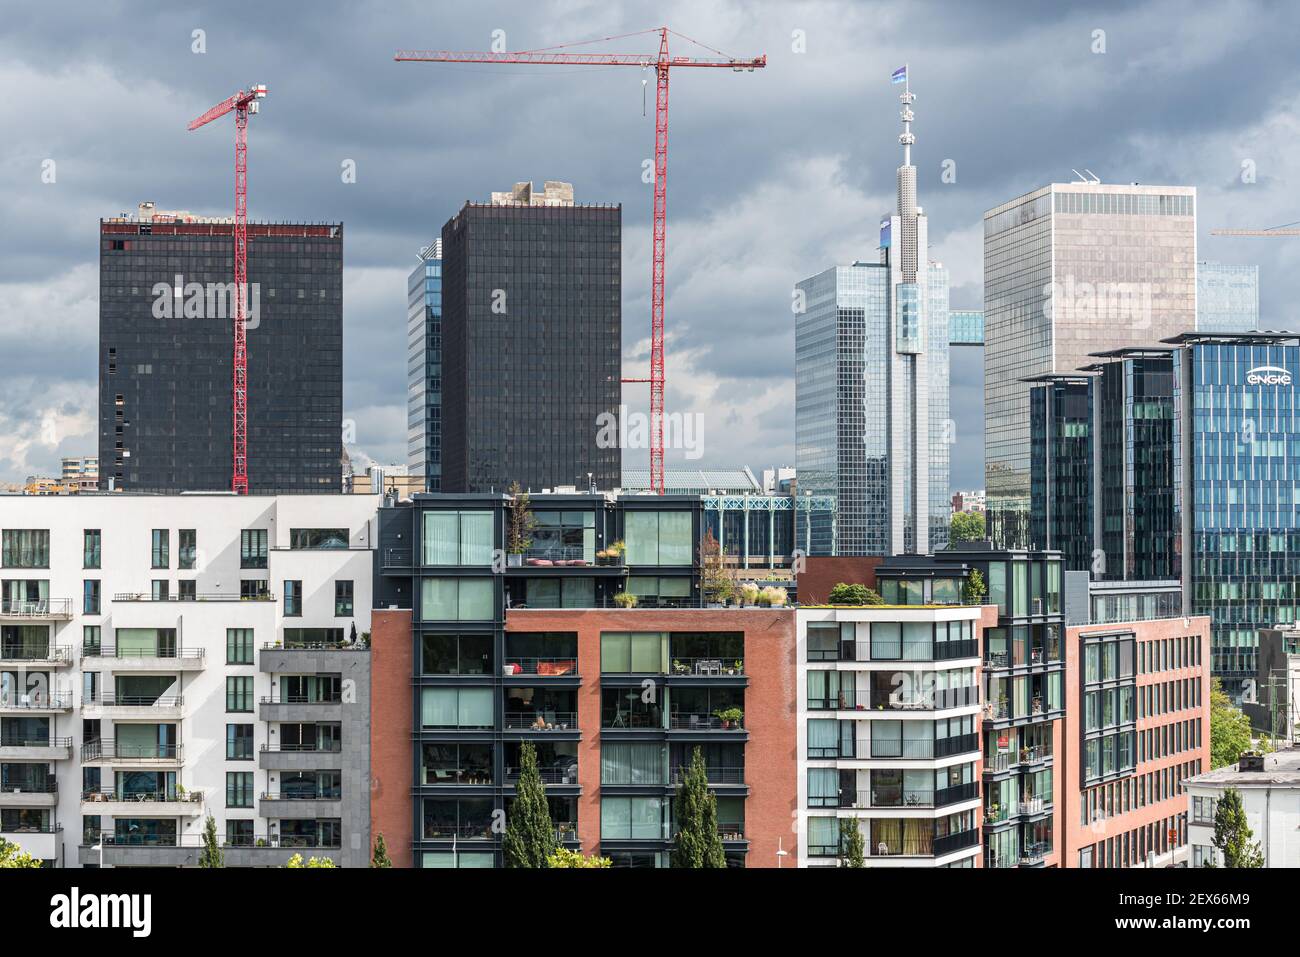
[738,582,760,607]
[759,586,788,608]
[714,707,743,730]
[597,540,626,566]
[985,803,1001,824]
[672,659,689,675]
[699,531,733,608]
[613,591,638,609]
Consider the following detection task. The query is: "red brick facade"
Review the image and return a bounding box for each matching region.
[505,608,798,866]
[796,556,883,605]
[370,609,414,867]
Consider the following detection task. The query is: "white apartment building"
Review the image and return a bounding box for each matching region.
[1186,750,1300,867]
[796,606,983,867]
[0,494,378,867]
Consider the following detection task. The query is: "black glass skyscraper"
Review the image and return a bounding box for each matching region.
[99,206,343,493]
[438,183,621,493]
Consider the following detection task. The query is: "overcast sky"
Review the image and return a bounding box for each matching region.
[3,0,1298,490]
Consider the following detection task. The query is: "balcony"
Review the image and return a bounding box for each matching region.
[112,591,275,603]
[933,828,980,856]
[0,644,72,668]
[81,739,183,766]
[0,691,73,713]
[380,546,413,571]
[258,693,342,723]
[84,694,184,718]
[501,657,579,679]
[79,833,345,868]
[258,742,343,771]
[0,598,73,621]
[81,644,205,672]
[503,765,579,786]
[1020,841,1051,866]
[865,686,979,712]
[80,788,204,816]
[0,736,72,761]
[1017,795,1052,818]
[669,766,745,787]
[421,823,496,841]
[504,711,578,732]
[668,712,746,733]
[984,744,1054,774]
[853,734,980,761]
[1,824,60,860]
[257,790,343,818]
[0,779,58,807]
[668,658,746,679]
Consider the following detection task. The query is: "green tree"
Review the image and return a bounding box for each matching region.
[506,481,536,555]
[671,746,727,868]
[840,818,865,868]
[371,832,393,868]
[285,853,337,868]
[699,529,735,605]
[503,740,557,868]
[949,510,986,544]
[198,813,223,868]
[546,847,613,868]
[0,837,41,868]
[962,569,987,604]
[828,582,883,606]
[1209,787,1264,868]
[1210,678,1253,769]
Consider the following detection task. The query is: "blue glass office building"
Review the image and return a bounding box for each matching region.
[408,241,442,490]
[1172,333,1300,689]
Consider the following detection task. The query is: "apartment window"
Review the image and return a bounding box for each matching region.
[82,625,101,656]
[422,634,492,675]
[178,530,196,570]
[240,580,269,601]
[226,724,253,760]
[601,742,667,785]
[601,796,667,840]
[624,510,692,566]
[335,580,354,617]
[226,629,253,665]
[420,688,493,729]
[83,580,100,615]
[83,530,101,569]
[240,529,268,569]
[151,580,169,601]
[226,676,253,713]
[151,530,169,569]
[421,511,494,565]
[600,632,667,673]
[226,820,254,846]
[290,528,349,550]
[2,530,49,568]
[420,578,494,621]
[284,581,302,617]
[226,771,254,808]
[177,580,196,601]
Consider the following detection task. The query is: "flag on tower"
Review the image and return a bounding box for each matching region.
[891,65,907,85]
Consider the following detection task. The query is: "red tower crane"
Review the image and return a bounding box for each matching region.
[396,29,765,494]
[187,84,268,495]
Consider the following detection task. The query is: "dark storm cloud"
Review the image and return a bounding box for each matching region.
[2,0,1298,488]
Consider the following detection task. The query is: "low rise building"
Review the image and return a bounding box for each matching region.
[1186,750,1300,867]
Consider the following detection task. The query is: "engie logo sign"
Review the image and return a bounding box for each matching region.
[1246,366,1292,386]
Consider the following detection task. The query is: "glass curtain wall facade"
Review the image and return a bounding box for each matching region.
[1196,262,1259,334]
[99,218,344,492]
[1029,376,1093,571]
[984,185,1197,548]
[1174,335,1300,691]
[408,241,442,490]
[439,200,621,493]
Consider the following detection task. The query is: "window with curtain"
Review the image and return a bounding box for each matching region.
[1013,562,1028,617]
[600,632,667,673]
[902,621,931,660]
[421,688,493,729]
[3,530,49,569]
[807,718,839,758]
[624,510,692,565]
[601,742,667,785]
[807,816,838,854]
[808,768,839,807]
[422,511,494,565]
[601,796,665,840]
[420,578,494,621]
[870,621,901,659]
[988,562,1007,614]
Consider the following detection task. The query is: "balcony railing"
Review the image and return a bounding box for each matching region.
[0,779,56,795]
[112,592,275,603]
[935,781,980,806]
[89,694,184,708]
[1019,796,1049,815]
[80,644,204,661]
[668,658,745,677]
[0,645,71,662]
[0,598,73,618]
[668,712,745,731]
[85,833,343,849]
[863,735,979,760]
[81,739,182,762]
[1020,841,1051,864]
[867,687,979,711]
[263,640,367,652]
[381,547,413,568]
[260,742,342,754]
[424,768,495,786]
[504,711,577,731]
[503,765,579,785]
[501,657,579,677]
[259,791,342,802]
[0,691,72,709]
[670,766,745,785]
[260,694,342,705]
[1,735,72,750]
[82,788,202,804]
[422,824,496,840]
[933,829,980,856]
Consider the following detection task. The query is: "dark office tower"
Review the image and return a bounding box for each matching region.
[439,181,621,493]
[408,240,442,491]
[1028,374,1094,572]
[99,203,343,493]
